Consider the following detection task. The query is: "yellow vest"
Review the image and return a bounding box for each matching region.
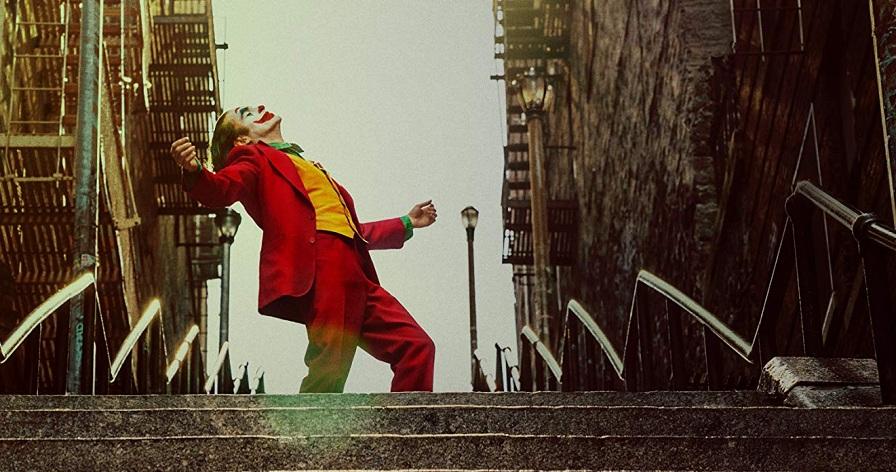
[285,152,360,239]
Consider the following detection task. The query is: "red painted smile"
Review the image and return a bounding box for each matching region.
[254,111,275,124]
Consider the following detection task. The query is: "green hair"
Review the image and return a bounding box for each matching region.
[209,110,251,170]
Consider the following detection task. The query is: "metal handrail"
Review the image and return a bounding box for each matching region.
[109,299,161,381]
[204,341,229,393]
[509,367,521,390]
[234,362,250,394]
[252,366,265,394]
[165,324,199,383]
[789,180,896,403]
[561,216,797,389]
[252,367,266,394]
[792,180,858,228]
[0,272,95,363]
[793,180,896,251]
[521,325,562,381]
[495,343,520,392]
[563,270,755,389]
[566,299,624,376]
[636,271,753,362]
[472,349,496,392]
[559,180,896,399]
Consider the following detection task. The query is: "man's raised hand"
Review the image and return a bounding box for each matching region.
[170,137,200,172]
[408,200,437,229]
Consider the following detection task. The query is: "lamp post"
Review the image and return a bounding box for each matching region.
[461,206,479,389]
[214,208,241,393]
[511,67,555,349]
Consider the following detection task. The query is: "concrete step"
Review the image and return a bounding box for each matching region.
[0,390,779,409]
[2,391,894,470]
[3,403,895,440]
[3,435,895,470]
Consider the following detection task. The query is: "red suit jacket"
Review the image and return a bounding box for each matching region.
[184,141,407,323]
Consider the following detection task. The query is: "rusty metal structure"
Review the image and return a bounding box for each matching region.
[0,0,222,393]
[495,0,576,270]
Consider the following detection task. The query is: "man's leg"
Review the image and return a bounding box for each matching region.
[359,284,435,391]
[299,234,367,393]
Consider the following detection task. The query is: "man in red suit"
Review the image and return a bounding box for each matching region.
[170,105,437,392]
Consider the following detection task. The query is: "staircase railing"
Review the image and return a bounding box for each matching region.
[494,343,520,392]
[252,366,266,394]
[788,180,896,403]
[0,272,97,393]
[472,349,496,392]
[561,271,757,393]
[234,362,251,394]
[109,299,166,393]
[519,325,561,391]
[165,324,202,393]
[0,272,95,363]
[556,180,896,403]
[204,341,230,394]
[0,276,211,395]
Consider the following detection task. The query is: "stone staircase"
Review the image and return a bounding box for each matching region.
[2,391,895,470]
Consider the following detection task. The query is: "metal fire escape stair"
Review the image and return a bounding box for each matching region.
[501,117,577,266]
[1,0,82,393]
[496,0,577,267]
[2,2,77,177]
[0,0,146,392]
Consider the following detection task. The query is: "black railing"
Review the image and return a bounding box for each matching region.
[109,299,167,394]
[0,279,229,395]
[519,325,561,391]
[494,343,520,392]
[234,362,251,394]
[0,272,98,394]
[165,324,203,393]
[252,366,266,394]
[788,181,896,403]
[204,341,230,394]
[561,271,757,393]
[472,349,496,392]
[554,180,896,403]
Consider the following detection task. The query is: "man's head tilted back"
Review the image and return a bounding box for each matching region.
[209,105,282,170]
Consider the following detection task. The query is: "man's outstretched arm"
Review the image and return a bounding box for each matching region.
[171,137,261,208]
[360,200,437,250]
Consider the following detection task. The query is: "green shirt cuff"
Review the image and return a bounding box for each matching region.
[400,215,414,242]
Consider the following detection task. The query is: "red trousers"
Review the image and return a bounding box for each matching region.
[299,232,435,392]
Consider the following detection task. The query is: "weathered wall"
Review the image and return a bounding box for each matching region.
[704,1,888,366]
[549,0,731,351]
[539,0,890,387]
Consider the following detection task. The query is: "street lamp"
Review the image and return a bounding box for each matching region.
[511,67,555,350]
[215,208,242,244]
[512,67,554,113]
[461,206,479,389]
[214,208,241,393]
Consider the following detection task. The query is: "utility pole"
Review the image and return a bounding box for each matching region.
[67,0,103,394]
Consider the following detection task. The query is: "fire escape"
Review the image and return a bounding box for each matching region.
[0,0,151,391]
[494,0,576,353]
[0,0,222,393]
[494,0,576,270]
[147,0,223,365]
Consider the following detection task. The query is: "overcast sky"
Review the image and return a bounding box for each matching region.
[204,1,515,392]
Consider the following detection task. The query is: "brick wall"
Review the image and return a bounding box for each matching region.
[548,0,730,347]
[535,0,892,387]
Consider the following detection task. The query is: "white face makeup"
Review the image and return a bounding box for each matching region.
[232,104,283,142]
